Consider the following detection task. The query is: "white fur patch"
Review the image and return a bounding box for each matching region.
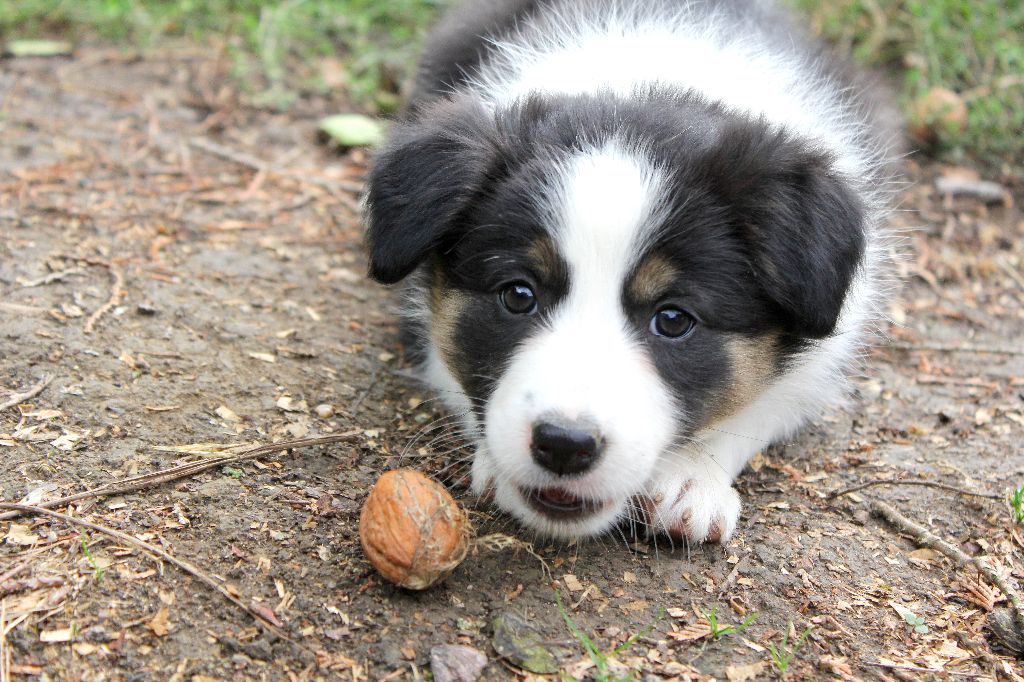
[472,4,881,180]
[478,145,678,538]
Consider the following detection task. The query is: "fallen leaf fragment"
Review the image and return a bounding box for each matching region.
[726,661,766,682]
[248,352,276,363]
[250,602,284,627]
[668,621,712,642]
[319,114,386,147]
[148,607,171,636]
[908,548,941,562]
[40,627,75,643]
[563,574,584,592]
[4,39,73,57]
[5,523,38,546]
[215,405,242,422]
[276,396,308,413]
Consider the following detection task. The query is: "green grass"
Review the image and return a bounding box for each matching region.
[80,532,105,582]
[703,606,758,640]
[3,1,1020,167]
[793,0,1024,170]
[766,623,813,677]
[556,591,663,682]
[0,0,445,111]
[1009,484,1024,524]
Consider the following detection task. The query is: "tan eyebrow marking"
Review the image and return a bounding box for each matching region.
[526,235,562,282]
[705,333,780,425]
[627,252,678,303]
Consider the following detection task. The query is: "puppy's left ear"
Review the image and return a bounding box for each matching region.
[365,99,498,284]
[709,126,867,338]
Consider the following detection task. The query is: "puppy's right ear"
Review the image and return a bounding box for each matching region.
[365,100,498,284]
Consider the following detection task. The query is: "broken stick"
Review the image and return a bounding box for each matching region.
[869,498,1024,634]
[0,375,53,412]
[0,433,359,521]
[0,503,297,645]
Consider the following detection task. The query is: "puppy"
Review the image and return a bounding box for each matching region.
[364,0,898,543]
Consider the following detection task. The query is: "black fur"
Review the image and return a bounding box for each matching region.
[368,90,866,418]
[408,0,541,111]
[367,0,870,424]
[368,90,864,336]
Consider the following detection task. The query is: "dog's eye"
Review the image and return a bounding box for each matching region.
[499,282,538,315]
[650,308,696,338]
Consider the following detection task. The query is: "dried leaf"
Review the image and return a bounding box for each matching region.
[668,621,712,642]
[148,607,171,636]
[215,405,242,423]
[251,602,284,627]
[907,548,940,562]
[726,661,766,682]
[5,523,38,546]
[248,352,276,364]
[563,574,584,592]
[276,396,308,413]
[39,627,75,643]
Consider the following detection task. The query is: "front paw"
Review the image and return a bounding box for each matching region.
[636,476,741,544]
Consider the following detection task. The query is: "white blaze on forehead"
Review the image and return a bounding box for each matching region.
[552,144,665,301]
[479,144,677,535]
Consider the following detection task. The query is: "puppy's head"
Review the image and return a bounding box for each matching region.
[366,94,865,538]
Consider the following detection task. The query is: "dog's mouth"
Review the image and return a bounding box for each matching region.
[520,486,609,521]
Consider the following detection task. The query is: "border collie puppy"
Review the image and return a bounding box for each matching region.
[365,0,897,543]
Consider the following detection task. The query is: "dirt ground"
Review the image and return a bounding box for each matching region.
[2,47,1024,682]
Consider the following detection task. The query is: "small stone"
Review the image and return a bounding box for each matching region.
[987,608,1024,655]
[491,612,563,674]
[314,403,335,419]
[430,644,487,682]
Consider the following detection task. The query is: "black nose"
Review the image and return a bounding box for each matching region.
[530,419,604,476]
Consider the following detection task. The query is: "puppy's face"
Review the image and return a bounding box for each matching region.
[366,94,864,538]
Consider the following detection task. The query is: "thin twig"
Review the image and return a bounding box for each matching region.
[83,264,124,334]
[189,137,364,196]
[189,137,270,172]
[998,258,1024,293]
[862,661,985,678]
[350,365,380,413]
[18,267,85,288]
[868,498,1024,633]
[0,375,53,412]
[0,559,32,585]
[0,433,358,521]
[0,302,48,315]
[915,375,1001,390]
[829,478,1002,501]
[886,342,1024,356]
[1,600,9,682]
[0,503,296,644]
